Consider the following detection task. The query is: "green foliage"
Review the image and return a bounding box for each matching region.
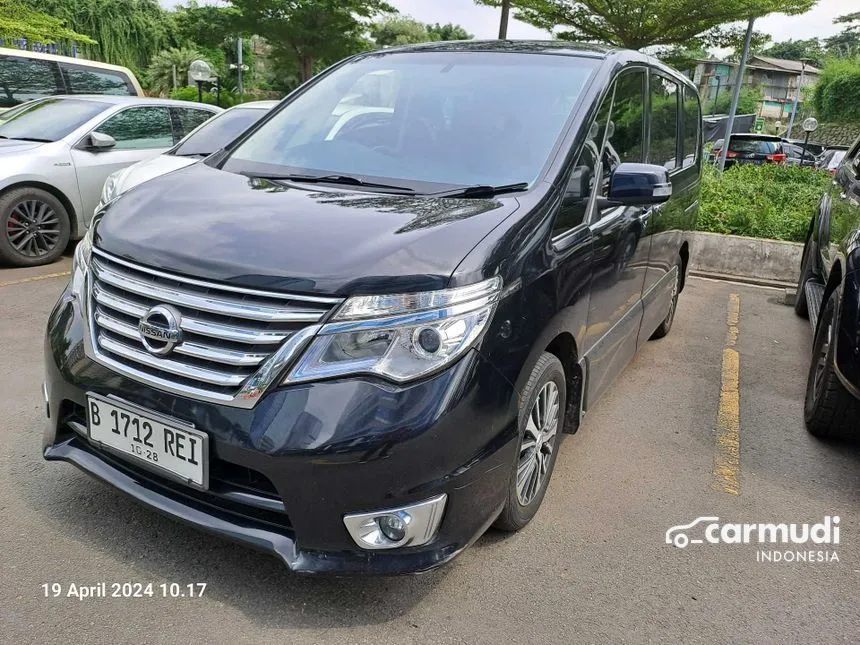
[763,38,824,67]
[229,0,393,82]
[145,47,205,96]
[0,0,95,45]
[698,164,831,242]
[476,0,816,50]
[825,12,860,59]
[370,15,429,46]
[23,0,179,74]
[426,22,473,41]
[811,56,860,123]
[711,26,772,61]
[704,87,763,116]
[169,84,241,108]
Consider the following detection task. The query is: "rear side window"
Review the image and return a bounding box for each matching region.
[60,63,134,96]
[173,107,216,139]
[0,55,63,108]
[682,86,700,168]
[94,107,174,149]
[649,74,679,170]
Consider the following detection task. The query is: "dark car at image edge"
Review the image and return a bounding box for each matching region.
[795,134,860,440]
[42,41,703,574]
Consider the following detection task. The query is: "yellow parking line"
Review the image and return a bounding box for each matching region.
[713,293,741,495]
[0,271,70,288]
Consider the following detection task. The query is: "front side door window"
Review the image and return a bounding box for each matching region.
[94,107,174,150]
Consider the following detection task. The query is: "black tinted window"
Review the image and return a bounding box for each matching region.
[0,55,63,108]
[606,70,645,169]
[173,107,216,140]
[553,95,611,237]
[649,74,679,170]
[729,139,779,154]
[61,64,133,95]
[682,87,701,168]
[173,107,268,157]
[95,107,174,149]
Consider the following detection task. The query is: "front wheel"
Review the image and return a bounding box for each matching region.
[0,187,71,266]
[794,236,815,318]
[804,291,860,439]
[494,352,566,532]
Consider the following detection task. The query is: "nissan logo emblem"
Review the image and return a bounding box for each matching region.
[138,304,183,356]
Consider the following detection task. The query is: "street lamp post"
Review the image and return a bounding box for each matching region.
[786,57,811,138]
[718,17,756,172]
[801,117,818,165]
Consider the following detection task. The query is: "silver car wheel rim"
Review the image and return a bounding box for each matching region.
[7,199,60,258]
[517,380,560,506]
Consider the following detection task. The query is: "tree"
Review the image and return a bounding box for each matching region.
[145,46,205,95]
[426,23,473,41]
[825,12,860,58]
[24,0,179,73]
[370,15,429,46]
[763,38,824,67]
[714,26,772,61]
[0,0,95,46]
[476,0,816,50]
[704,86,763,115]
[229,0,393,83]
[811,57,860,122]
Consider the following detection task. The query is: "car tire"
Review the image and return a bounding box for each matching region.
[794,236,814,318]
[650,258,682,340]
[804,291,860,439]
[494,352,566,532]
[0,187,71,267]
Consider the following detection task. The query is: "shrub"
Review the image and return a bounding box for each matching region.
[811,57,860,123]
[697,163,832,242]
[169,85,241,108]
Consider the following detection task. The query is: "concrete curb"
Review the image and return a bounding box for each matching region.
[688,231,801,289]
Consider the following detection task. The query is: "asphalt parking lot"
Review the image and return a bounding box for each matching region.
[2,260,859,644]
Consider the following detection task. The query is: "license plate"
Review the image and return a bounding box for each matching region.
[86,393,208,489]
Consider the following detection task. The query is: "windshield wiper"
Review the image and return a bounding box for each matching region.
[430,182,529,199]
[0,135,52,142]
[251,173,415,193]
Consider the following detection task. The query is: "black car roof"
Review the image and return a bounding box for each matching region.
[373,40,613,59]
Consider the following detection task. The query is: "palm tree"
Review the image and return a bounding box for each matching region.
[146,47,203,96]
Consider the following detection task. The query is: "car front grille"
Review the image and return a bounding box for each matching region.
[86,249,342,407]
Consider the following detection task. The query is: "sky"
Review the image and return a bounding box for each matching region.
[160,0,851,43]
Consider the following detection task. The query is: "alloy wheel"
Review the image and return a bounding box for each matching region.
[516,381,560,506]
[6,199,61,258]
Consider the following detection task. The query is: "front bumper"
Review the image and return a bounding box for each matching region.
[43,287,518,574]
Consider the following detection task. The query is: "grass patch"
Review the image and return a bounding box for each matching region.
[697,163,832,243]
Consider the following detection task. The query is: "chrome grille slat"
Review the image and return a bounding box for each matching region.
[97,335,249,386]
[95,309,270,367]
[92,259,328,323]
[86,250,341,407]
[93,283,291,345]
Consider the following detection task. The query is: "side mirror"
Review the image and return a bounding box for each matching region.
[87,132,116,150]
[608,162,672,205]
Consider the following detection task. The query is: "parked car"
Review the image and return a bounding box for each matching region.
[782,142,818,168]
[794,134,860,439]
[0,47,144,111]
[816,148,847,176]
[0,95,220,266]
[43,42,702,574]
[711,133,786,168]
[98,100,278,210]
[782,138,825,158]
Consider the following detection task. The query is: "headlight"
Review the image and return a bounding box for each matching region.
[95,169,126,214]
[285,276,502,384]
[70,226,93,301]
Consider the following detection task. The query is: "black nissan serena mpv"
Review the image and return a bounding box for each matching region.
[44,41,702,574]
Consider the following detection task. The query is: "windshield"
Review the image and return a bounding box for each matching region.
[223,52,597,191]
[0,97,107,142]
[173,107,271,157]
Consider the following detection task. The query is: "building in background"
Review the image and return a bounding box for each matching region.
[693,55,820,120]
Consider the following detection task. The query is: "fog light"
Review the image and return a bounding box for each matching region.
[343,494,447,550]
[378,514,408,542]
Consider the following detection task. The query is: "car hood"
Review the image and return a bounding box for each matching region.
[95,163,519,295]
[115,154,198,194]
[0,139,46,153]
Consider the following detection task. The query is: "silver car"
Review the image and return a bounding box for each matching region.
[99,101,278,209]
[0,95,220,266]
